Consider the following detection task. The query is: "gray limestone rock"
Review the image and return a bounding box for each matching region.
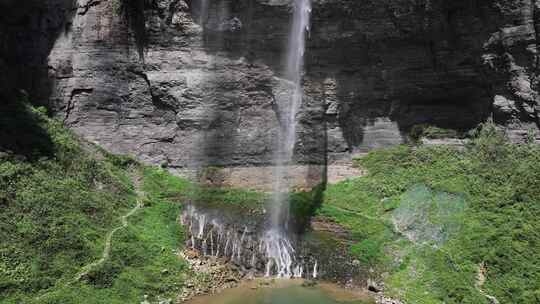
[2,0,540,186]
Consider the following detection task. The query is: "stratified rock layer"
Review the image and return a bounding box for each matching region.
[3,0,540,187]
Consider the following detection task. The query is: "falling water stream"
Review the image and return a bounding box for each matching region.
[183,0,313,279]
[265,0,312,279]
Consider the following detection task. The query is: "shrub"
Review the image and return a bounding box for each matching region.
[351,239,382,265]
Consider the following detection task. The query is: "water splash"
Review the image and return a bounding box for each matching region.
[181,204,318,278]
[262,230,295,278]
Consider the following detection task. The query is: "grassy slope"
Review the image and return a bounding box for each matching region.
[142,166,267,212]
[0,104,188,303]
[0,104,137,302]
[40,167,266,304]
[319,124,540,304]
[38,190,188,304]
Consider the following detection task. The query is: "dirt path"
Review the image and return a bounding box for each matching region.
[476,263,500,304]
[70,196,143,283]
[35,171,145,302]
[325,204,383,222]
[71,172,145,284]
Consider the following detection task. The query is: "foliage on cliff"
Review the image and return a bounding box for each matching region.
[320,123,540,304]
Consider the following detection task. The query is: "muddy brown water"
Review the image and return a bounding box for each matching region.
[185,279,375,304]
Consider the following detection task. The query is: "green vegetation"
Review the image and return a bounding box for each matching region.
[289,184,325,232]
[319,123,540,303]
[0,102,266,303]
[0,103,137,302]
[37,196,188,303]
[409,124,466,142]
[0,103,191,303]
[111,0,122,15]
[142,166,267,211]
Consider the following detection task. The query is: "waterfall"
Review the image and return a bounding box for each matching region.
[270,0,312,229]
[183,0,314,279]
[266,0,312,278]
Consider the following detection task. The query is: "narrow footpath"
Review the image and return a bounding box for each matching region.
[36,171,145,301]
[71,172,145,284]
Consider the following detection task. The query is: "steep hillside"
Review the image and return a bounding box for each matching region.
[0,101,189,303]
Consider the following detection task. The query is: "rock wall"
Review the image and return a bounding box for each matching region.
[3,0,540,188]
[0,0,76,104]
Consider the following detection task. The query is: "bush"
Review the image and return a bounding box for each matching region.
[468,121,509,162]
[351,239,382,265]
[85,260,123,288]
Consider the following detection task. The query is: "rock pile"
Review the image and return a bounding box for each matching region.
[177,249,243,302]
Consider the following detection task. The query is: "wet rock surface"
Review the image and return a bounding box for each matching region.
[179,204,403,303]
[181,203,319,279]
[180,203,370,285]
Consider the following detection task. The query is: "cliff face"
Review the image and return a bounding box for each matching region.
[0,0,75,105]
[3,0,540,187]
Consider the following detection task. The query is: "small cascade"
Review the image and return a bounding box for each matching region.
[261,230,295,278]
[181,204,319,278]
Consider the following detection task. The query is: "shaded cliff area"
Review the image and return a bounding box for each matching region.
[0,0,75,104]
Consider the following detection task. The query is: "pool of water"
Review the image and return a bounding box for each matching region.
[185,280,374,304]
